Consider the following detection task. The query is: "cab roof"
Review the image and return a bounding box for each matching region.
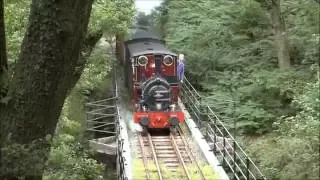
[125,29,177,57]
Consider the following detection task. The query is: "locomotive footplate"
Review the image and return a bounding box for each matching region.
[134,111,184,129]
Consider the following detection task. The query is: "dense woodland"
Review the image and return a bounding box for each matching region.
[0,0,319,179]
[147,0,319,179]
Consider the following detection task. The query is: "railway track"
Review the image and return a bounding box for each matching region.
[138,128,206,180]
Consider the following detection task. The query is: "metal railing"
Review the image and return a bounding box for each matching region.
[180,78,266,180]
[113,60,128,180]
[85,57,128,180]
[86,98,118,137]
[116,106,128,180]
[86,56,118,136]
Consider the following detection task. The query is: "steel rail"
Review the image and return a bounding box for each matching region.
[169,133,192,180]
[177,127,206,180]
[138,134,151,180]
[177,130,195,164]
[147,133,163,180]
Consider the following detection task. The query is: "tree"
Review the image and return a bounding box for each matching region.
[149,0,169,39]
[0,0,96,178]
[90,0,135,65]
[161,0,319,178]
[270,0,291,69]
[0,0,7,96]
[116,33,125,64]
[257,0,291,68]
[136,12,151,27]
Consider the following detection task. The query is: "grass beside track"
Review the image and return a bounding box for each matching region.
[133,159,219,180]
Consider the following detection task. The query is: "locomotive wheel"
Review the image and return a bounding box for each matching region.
[141,127,148,136]
[170,126,178,135]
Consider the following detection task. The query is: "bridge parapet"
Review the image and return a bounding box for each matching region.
[85,59,131,180]
[181,77,266,180]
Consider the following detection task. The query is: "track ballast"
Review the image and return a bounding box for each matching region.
[137,127,206,180]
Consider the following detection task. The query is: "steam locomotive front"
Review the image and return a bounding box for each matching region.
[127,30,184,129]
[134,76,179,128]
[140,77,171,111]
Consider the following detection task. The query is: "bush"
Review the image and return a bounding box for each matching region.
[156,0,319,178]
[247,78,320,179]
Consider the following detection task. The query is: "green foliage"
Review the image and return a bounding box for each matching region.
[163,0,319,135]
[149,0,169,38]
[4,0,30,64]
[247,77,320,179]
[44,141,104,180]
[283,0,320,66]
[1,140,49,177]
[164,0,277,133]
[89,0,135,36]
[159,0,320,178]
[76,41,112,99]
[43,90,104,179]
[135,12,151,27]
[1,0,29,99]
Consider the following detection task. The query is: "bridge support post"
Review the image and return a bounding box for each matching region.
[233,141,236,180]
[213,111,217,154]
[222,133,226,167]
[246,158,250,180]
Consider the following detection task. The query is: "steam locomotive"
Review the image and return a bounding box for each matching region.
[121,29,184,129]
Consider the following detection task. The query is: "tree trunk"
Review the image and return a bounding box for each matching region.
[69,30,103,89]
[271,0,291,69]
[115,33,125,65]
[0,0,94,178]
[0,0,8,91]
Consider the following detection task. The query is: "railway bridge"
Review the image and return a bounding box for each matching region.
[85,60,266,180]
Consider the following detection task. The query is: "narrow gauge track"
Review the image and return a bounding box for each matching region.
[138,128,206,180]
